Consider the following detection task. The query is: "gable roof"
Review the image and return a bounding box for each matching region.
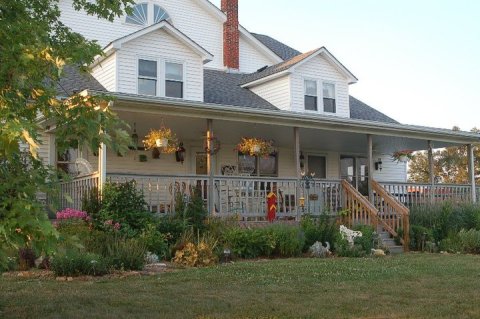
[56,65,106,96]
[241,47,358,87]
[251,33,301,61]
[103,21,213,64]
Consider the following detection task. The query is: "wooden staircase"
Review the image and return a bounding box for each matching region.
[341,180,410,253]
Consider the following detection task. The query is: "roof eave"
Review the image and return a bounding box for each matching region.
[86,90,480,145]
[241,70,291,88]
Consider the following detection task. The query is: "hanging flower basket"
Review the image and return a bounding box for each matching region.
[143,127,178,154]
[392,150,414,163]
[236,137,275,157]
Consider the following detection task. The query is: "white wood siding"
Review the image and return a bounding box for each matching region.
[59,0,224,69]
[91,54,117,91]
[291,55,350,117]
[239,36,277,73]
[116,28,204,101]
[250,75,291,111]
[372,154,407,182]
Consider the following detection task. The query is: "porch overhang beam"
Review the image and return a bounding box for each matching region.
[90,91,480,146]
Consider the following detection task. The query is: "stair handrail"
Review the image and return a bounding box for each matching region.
[371,180,410,251]
[341,180,401,245]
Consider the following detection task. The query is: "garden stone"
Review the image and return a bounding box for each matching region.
[371,249,386,256]
[309,241,331,258]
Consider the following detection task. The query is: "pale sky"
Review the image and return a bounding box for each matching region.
[211,0,480,131]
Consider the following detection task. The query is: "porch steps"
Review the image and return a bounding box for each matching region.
[377,230,404,255]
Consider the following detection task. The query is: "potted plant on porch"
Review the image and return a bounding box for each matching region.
[143,127,178,154]
[236,137,275,157]
[392,149,414,163]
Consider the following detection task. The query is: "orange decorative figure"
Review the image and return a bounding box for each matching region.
[267,191,277,222]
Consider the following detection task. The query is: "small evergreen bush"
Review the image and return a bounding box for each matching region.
[51,251,109,277]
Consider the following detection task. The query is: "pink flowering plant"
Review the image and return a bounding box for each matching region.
[56,208,89,221]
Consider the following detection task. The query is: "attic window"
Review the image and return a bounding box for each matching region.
[304,80,318,111]
[125,3,171,26]
[323,83,336,113]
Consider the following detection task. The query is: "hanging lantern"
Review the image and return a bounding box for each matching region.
[175,142,186,164]
[130,122,139,150]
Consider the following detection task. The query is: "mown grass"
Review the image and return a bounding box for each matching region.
[1,254,480,318]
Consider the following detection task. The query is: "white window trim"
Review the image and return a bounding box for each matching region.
[321,80,337,114]
[303,77,319,113]
[163,59,186,99]
[136,56,186,99]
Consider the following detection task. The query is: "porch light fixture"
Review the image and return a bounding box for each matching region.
[375,158,383,171]
[130,122,139,150]
[299,152,305,170]
[299,196,305,209]
[175,142,186,164]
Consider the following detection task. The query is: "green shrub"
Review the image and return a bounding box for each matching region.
[173,188,208,232]
[441,229,480,254]
[409,225,434,251]
[97,181,153,237]
[223,225,304,259]
[139,222,169,259]
[334,225,375,257]
[301,214,340,251]
[410,203,480,243]
[104,237,147,271]
[51,251,109,277]
[81,186,101,217]
[335,240,367,258]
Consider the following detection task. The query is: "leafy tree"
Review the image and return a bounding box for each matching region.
[0,0,134,269]
[409,128,480,184]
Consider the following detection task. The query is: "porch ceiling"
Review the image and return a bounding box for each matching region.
[118,110,462,154]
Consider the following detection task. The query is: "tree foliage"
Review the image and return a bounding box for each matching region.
[0,0,134,269]
[409,128,480,184]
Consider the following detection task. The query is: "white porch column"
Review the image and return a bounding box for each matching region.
[293,127,301,220]
[428,140,435,204]
[367,134,374,203]
[206,119,215,214]
[98,142,107,192]
[467,144,477,203]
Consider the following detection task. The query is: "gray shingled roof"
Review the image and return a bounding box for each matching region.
[251,33,301,61]
[56,65,106,96]
[349,96,398,124]
[204,69,277,110]
[240,49,320,85]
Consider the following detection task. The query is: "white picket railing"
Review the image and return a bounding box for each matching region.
[379,182,474,207]
[55,173,100,211]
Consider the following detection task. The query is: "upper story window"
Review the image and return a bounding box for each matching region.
[304,80,318,111]
[138,59,157,96]
[323,83,336,113]
[126,3,171,26]
[165,62,183,98]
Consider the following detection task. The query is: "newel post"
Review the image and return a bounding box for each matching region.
[467,144,477,203]
[98,142,107,192]
[428,140,435,204]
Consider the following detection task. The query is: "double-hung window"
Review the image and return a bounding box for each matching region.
[165,62,183,98]
[138,59,157,96]
[323,83,336,113]
[304,80,318,111]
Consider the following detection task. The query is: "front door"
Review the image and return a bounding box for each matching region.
[340,156,369,196]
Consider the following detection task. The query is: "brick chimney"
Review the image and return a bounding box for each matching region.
[221,0,239,70]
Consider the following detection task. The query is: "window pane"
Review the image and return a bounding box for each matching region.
[165,80,183,98]
[305,95,317,111]
[166,62,183,81]
[238,154,257,175]
[126,3,148,26]
[304,80,317,96]
[323,98,336,113]
[139,59,157,78]
[138,79,156,95]
[308,156,326,179]
[154,5,170,23]
[323,83,335,98]
[259,155,278,176]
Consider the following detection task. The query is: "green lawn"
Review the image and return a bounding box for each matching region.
[1,254,480,319]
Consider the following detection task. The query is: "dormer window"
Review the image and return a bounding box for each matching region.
[138,59,157,96]
[165,62,183,98]
[304,80,318,111]
[323,83,336,113]
[126,3,171,26]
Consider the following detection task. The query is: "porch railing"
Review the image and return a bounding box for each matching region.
[53,173,100,211]
[107,173,342,219]
[372,180,410,250]
[379,182,474,207]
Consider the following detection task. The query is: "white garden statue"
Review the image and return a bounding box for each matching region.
[339,225,363,246]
